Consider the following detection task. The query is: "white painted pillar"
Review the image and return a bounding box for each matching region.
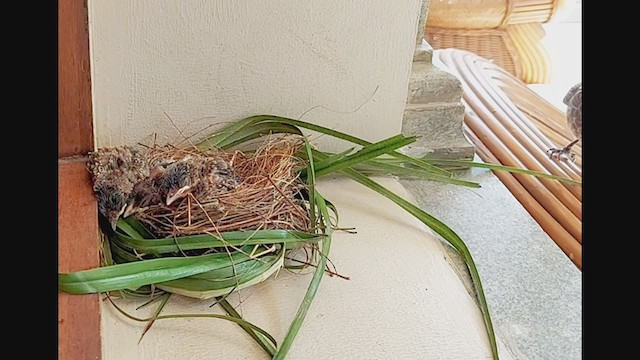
[88,0,423,153]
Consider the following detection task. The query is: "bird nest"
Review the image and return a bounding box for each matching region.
[132,136,310,238]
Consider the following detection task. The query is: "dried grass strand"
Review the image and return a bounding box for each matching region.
[135,136,310,238]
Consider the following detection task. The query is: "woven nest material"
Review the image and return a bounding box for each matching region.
[134,135,310,238]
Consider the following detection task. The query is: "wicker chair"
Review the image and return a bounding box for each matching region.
[426,0,572,84]
[434,48,581,269]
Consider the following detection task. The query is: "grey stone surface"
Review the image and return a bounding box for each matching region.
[415,1,430,45]
[413,39,434,63]
[402,35,473,160]
[406,63,462,104]
[400,165,582,360]
[402,103,474,158]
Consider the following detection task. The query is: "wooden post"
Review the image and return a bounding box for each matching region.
[58,0,101,359]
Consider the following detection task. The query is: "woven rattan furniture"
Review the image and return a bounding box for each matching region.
[426,0,571,84]
[434,48,581,269]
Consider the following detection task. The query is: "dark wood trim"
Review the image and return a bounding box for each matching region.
[58,0,101,359]
[58,159,102,360]
[59,0,94,157]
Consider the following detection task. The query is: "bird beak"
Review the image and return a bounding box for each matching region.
[123,203,136,218]
[110,204,127,230]
[166,186,191,205]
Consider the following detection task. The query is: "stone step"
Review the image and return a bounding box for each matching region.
[402,103,474,159]
[406,62,463,104]
[413,40,434,63]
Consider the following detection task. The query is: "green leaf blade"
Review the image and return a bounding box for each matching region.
[113,229,323,255]
[59,249,253,295]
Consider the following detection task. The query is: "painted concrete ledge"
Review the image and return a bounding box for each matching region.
[101,177,514,360]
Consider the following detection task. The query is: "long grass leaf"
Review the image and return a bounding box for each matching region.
[219,299,276,357]
[303,135,417,178]
[336,156,481,188]
[123,217,157,239]
[195,115,273,149]
[113,229,323,255]
[213,122,304,149]
[304,138,317,232]
[100,232,115,266]
[157,250,283,298]
[138,293,172,344]
[59,248,253,294]
[105,294,278,349]
[116,218,144,239]
[423,158,582,186]
[196,115,452,177]
[296,146,354,173]
[273,191,333,359]
[109,240,143,263]
[312,135,410,170]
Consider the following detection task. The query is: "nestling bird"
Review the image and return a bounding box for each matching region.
[93,182,128,231]
[124,164,169,217]
[163,155,242,205]
[547,82,582,161]
[87,146,150,229]
[88,145,243,228]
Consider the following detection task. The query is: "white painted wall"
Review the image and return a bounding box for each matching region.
[88,0,422,152]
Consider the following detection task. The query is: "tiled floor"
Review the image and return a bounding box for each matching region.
[401,166,582,360]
